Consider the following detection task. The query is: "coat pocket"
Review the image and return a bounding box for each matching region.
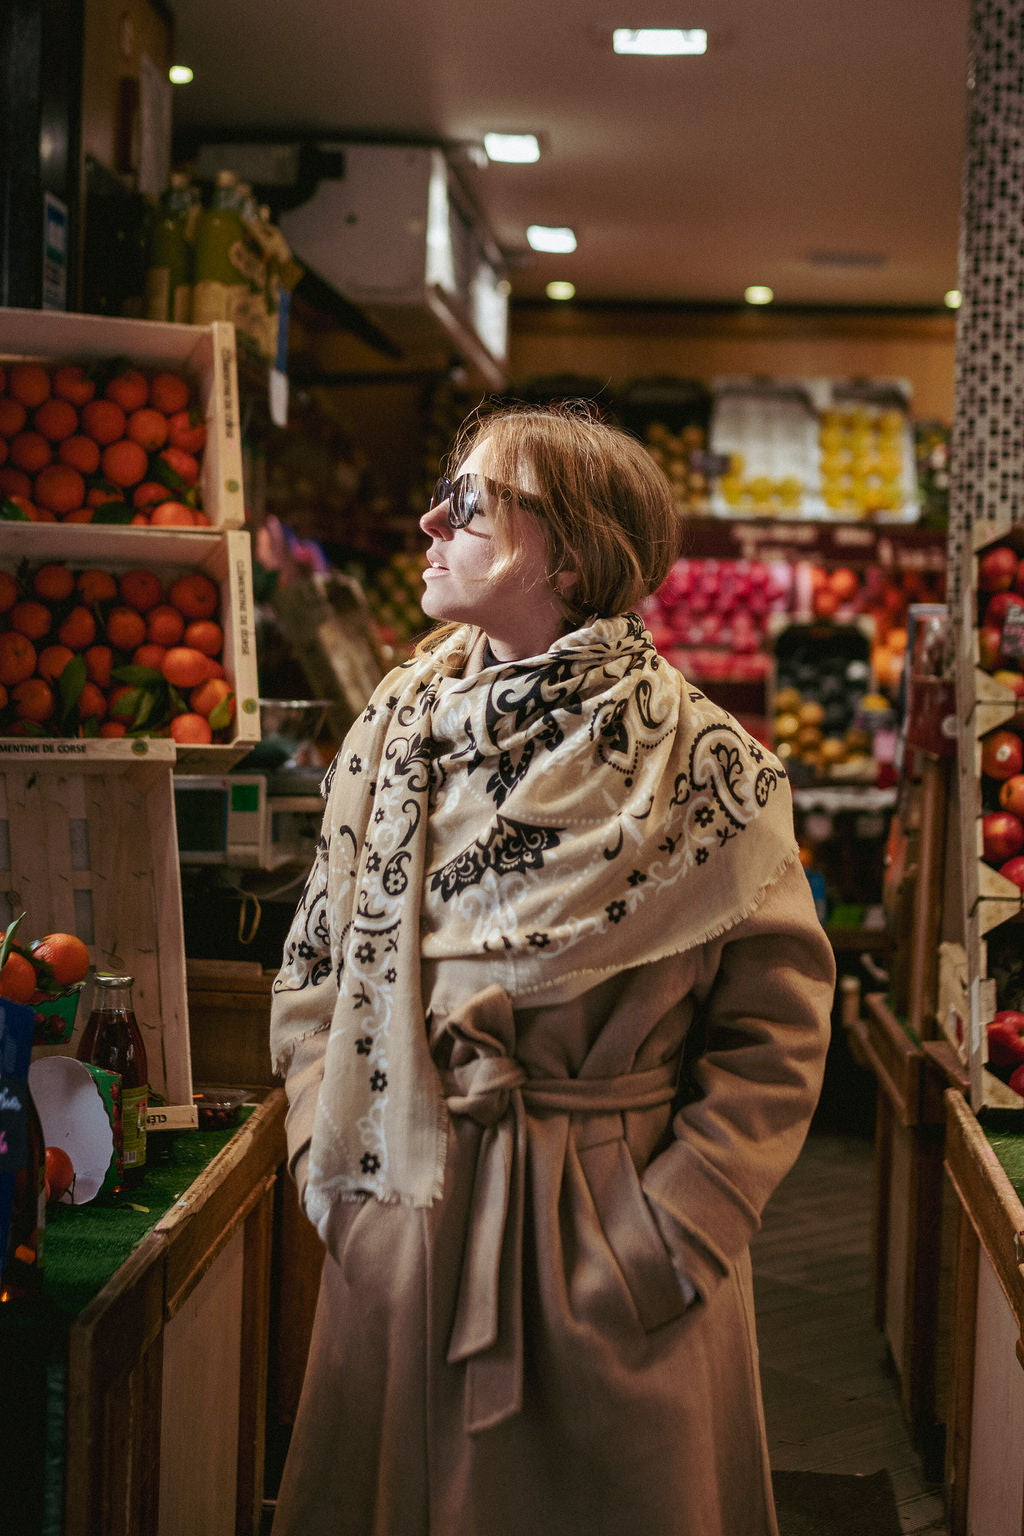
[578,1135,688,1332]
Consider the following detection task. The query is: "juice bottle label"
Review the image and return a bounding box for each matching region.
[121,1084,149,1169]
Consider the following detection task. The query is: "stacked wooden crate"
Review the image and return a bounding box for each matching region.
[0,310,260,1128]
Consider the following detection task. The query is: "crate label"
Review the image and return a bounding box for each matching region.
[235,555,252,656]
[220,345,237,440]
[1001,601,1024,661]
[0,740,93,756]
[0,1079,28,1171]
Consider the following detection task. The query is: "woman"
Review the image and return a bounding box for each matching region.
[270,402,835,1536]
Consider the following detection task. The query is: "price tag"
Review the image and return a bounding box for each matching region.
[1001,602,1024,662]
[0,1078,28,1172]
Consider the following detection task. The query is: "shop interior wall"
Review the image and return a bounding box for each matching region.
[508,306,958,424]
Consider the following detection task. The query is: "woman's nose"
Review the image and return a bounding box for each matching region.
[419,500,453,537]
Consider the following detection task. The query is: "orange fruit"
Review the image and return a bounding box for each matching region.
[149,501,196,527]
[28,506,58,523]
[99,720,127,738]
[169,571,218,620]
[167,410,207,454]
[132,480,168,509]
[0,572,18,613]
[183,619,223,657]
[105,606,147,651]
[86,486,123,509]
[157,446,199,487]
[0,632,36,686]
[132,642,167,670]
[34,463,85,514]
[61,507,94,524]
[0,467,32,499]
[52,365,96,406]
[45,1145,76,1201]
[149,371,190,414]
[37,644,76,683]
[32,932,91,987]
[83,644,113,687]
[146,604,185,646]
[57,606,97,651]
[33,397,78,443]
[33,563,75,602]
[76,681,107,721]
[189,677,235,720]
[12,677,55,723]
[170,712,213,744]
[0,950,38,1004]
[119,568,163,613]
[130,513,149,526]
[101,439,148,488]
[9,431,51,473]
[161,646,211,689]
[77,569,118,605]
[8,362,51,410]
[0,683,7,709]
[58,434,101,475]
[0,438,6,467]
[0,397,28,436]
[104,369,148,412]
[126,407,168,452]
[80,398,126,446]
[10,600,52,641]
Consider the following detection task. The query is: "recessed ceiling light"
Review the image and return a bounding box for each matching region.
[168,64,194,84]
[546,281,576,301]
[527,225,577,254]
[944,289,962,309]
[612,28,708,55]
[745,285,774,306]
[484,133,541,164]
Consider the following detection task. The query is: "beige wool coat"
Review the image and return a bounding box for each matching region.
[272,856,835,1536]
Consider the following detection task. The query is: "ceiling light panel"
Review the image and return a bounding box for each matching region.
[484,133,541,164]
[612,29,708,56]
[527,225,577,253]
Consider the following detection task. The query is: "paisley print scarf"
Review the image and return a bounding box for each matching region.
[271,613,799,1230]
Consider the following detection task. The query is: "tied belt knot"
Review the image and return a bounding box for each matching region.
[439,1007,678,1436]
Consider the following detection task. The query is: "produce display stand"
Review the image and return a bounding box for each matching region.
[0,1090,286,1536]
[943,1090,1024,1536]
[950,519,1024,1108]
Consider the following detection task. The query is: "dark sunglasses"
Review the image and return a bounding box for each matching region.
[429,473,493,530]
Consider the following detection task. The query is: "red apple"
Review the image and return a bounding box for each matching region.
[987,1011,1024,1067]
[985,591,1022,627]
[983,810,1024,864]
[999,854,1024,890]
[992,669,1024,700]
[1000,774,1024,817]
[978,624,1005,670]
[1009,1063,1024,1098]
[981,729,1024,780]
[978,544,1020,592]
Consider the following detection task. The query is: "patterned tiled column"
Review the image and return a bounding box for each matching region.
[948,0,1024,604]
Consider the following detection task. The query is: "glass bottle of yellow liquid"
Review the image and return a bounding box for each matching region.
[144,172,196,323]
[191,169,250,328]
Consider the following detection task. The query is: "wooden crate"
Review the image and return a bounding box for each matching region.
[951,518,1024,1108]
[0,522,259,772]
[0,308,245,530]
[0,741,197,1129]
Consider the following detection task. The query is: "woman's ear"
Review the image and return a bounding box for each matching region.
[554,567,578,596]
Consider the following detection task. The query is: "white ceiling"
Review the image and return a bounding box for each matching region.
[167,0,971,310]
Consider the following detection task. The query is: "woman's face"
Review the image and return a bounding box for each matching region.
[419,437,570,661]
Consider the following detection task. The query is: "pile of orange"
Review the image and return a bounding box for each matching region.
[0,914,91,1005]
[0,361,210,527]
[0,559,235,745]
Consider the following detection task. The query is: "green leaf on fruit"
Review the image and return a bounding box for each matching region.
[208,692,235,732]
[0,913,25,969]
[0,498,31,521]
[149,457,187,492]
[57,654,88,725]
[112,665,164,687]
[91,500,134,525]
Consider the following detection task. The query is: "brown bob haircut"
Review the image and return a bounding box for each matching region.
[446,400,683,624]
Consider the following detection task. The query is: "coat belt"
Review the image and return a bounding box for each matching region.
[441,1043,679,1434]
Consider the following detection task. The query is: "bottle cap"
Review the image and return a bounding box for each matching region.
[93,973,134,988]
